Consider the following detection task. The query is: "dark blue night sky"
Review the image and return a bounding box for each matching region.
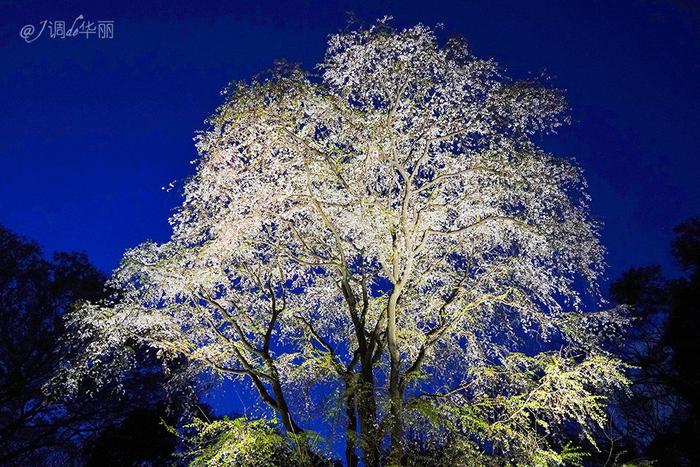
[1,1,698,289]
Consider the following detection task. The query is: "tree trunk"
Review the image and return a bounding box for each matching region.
[387,288,403,465]
[357,364,381,467]
[264,361,312,463]
[345,391,359,467]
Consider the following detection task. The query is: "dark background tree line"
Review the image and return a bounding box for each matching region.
[0,218,698,466]
[601,218,700,466]
[0,224,195,466]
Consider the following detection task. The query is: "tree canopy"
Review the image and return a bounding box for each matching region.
[60,19,629,466]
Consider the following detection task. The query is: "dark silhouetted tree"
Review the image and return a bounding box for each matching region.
[606,217,700,466]
[0,225,106,464]
[0,224,191,466]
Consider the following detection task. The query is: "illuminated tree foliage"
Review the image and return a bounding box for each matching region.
[60,19,629,466]
[181,417,314,467]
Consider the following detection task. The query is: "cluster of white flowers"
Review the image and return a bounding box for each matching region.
[58,19,627,464]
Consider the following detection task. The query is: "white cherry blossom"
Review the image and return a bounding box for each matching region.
[58,19,628,466]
